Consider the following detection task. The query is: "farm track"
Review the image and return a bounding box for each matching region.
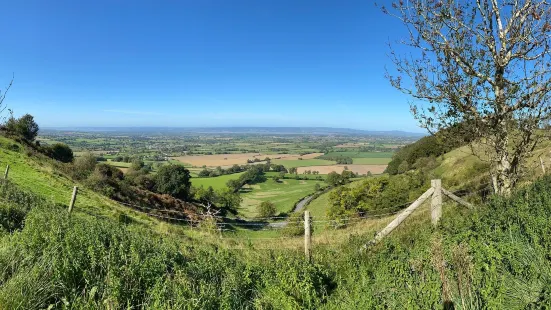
[268,195,313,228]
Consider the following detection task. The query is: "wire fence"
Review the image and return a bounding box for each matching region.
[0,162,491,249]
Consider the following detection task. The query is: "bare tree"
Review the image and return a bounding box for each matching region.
[0,75,13,123]
[383,0,551,195]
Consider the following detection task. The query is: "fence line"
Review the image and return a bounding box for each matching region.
[2,163,489,259]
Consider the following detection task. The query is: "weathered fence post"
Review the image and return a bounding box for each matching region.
[68,186,78,214]
[370,187,435,244]
[540,156,546,174]
[431,179,442,226]
[3,164,9,179]
[304,210,311,261]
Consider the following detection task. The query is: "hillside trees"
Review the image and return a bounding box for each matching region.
[384,1,551,195]
[155,165,191,200]
[4,113,39,142]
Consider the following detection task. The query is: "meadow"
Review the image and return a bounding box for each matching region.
[190,172,245,190]
[240,178,325,217]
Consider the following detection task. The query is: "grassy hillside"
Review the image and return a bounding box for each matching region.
[6,133,551,308]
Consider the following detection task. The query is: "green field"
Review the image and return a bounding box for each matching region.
[320,151,394,158]
[106,160,131,168]
[190,172,245,190]
[352,157,392,164]
[240,178,325,217]
[271,158,335,168]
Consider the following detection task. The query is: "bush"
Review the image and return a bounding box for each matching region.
[71,152,97,180]
[257,201,277,218]
[47,143,74,163]
[155,164,191,200]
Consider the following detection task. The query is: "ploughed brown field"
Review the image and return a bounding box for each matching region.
[296,164,387,175]
[172,152,324,167]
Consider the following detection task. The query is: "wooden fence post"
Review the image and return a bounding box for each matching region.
[540,156,546,174]
[370,187,435,244]
[68,186,78,214]
[304,211,311,262]
[431,179,442,226]
[3,164,9,179]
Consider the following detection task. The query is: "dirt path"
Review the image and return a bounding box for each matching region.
[268,195,313,228]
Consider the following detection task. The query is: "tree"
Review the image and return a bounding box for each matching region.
[130,158,144,171]
[155,165,191,200]
[5,113,39,142]
[48,143,74,163]
[257,201,277,218]
[215,188,242,212]
[383,1,551,195]
[0,77,12,123]
[198,169,210,177]
[326,171,343,186]
[314,183,321,191]
[226,179,242,193]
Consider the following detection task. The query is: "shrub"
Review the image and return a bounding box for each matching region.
[155,164,191,200]
[72,152,97,180]
[47,143,74,163]
[257,201,277,218]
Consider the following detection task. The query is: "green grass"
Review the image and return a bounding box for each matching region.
[320,151,394,158]
[305,190,331,218]
[190,172,245,190]
[0,137,156,226]
[106,160,131,168]
[352,157,392,164]
[240,178,325,217]
[271,158,335,168]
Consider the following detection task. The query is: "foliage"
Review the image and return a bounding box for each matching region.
[386,135,451,175]
[3,113,39,142]
[257,201,277,218]
[154,164,191,200]
[316,155,353,165]
[384,0,551,194]
[71,152,97,180]
[46,143,74,163]
[327,172,428,221]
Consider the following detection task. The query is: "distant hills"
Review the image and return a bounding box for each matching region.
[42,127,426,137]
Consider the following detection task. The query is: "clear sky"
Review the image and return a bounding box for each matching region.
[0,0,423,132]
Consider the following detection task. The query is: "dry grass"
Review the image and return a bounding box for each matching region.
[171,152,323,167]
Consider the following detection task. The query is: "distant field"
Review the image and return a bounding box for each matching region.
[172,152,323,167]
[296,164,387,175]
[264,171,326,180]
[106,161,131,168]
[271,158,335,168]
[352,158,392,165]
[320,151,394,158]
[190,172,245,190]
[240,179,324,217]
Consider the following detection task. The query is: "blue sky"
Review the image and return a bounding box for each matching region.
[0,0,422,132]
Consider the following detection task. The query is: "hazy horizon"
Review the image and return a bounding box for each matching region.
[0,1,421,132]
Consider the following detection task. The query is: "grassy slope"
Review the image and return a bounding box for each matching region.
[0,137,172,230]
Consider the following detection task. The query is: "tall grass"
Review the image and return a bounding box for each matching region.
[4,175,551,308]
